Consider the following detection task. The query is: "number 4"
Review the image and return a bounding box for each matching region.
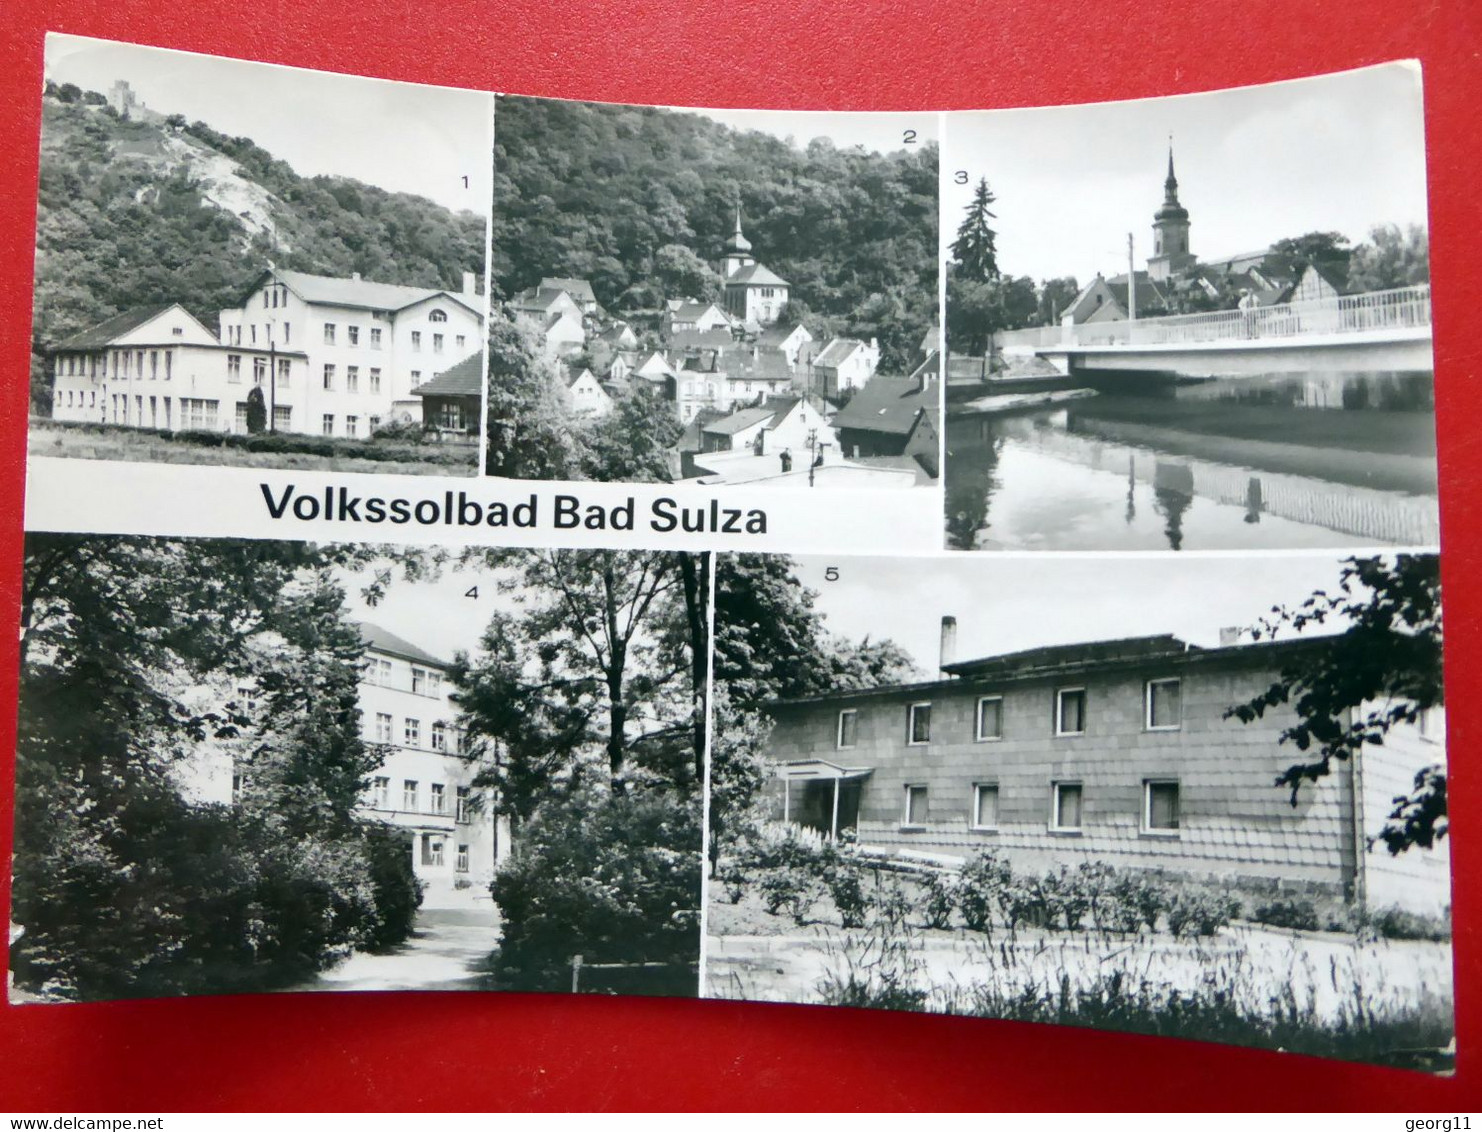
[464,586,479,599]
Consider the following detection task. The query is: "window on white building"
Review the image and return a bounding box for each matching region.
[375,712,392,743]
[277,359,290,387]
[430,783,446,815]
[371,777,389,808]
[456,786,471,823]
[431,722,446,752]
[345,415,358,438]
[369,368,382,393]
[456,845,469,872]
[273,406,292,430]
[422,835,445,868]
[429,309,447,322]
[370,328,382,350]
[403,779,419,811]
[253,357,267,386]
[1146,678,1181,730]
[405,718,421,747]
[323,364,335,391]
[433,333,444,354]
[411,331,422,352]
[321,414,334,436]
[1051,782,1083,832]
[324,324,336,345]
[348,326,359,347]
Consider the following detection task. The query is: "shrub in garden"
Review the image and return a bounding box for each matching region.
[489,789,701,993]
[361,825,425,951]
[1252,896,1320,933]
[958,849,1012,932]
[1166,889,1238,938]
[824,859,870,928]
[1366,905,1451,942]
[718,863,748,905]
[758,864,818,925]
[920,871,958,930]
[1108,872,1167,934]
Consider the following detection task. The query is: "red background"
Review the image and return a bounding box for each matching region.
[1,0,1479,1112]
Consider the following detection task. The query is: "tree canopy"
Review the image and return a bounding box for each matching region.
[1226,554,1444,854]
[492,96,938,371]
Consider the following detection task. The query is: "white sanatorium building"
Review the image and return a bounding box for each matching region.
[48,268,484,439]
[356,623,507,904]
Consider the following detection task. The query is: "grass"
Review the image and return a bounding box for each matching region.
[29,421,477,477]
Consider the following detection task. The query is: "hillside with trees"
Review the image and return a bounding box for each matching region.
[29,83,485,410]
[491,96,938,371]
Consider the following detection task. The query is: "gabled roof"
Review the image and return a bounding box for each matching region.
[266,269,480,317]
[830,374,938,437]
[703,406,777,435]
[680,407,728,452]
[411,352,482,397]
[726,348,794,382]
[813,337,868,369]
[670,300,723,320]
[595,322,637,344]
[757,322,810,346]
[540,277,597,303]
[1104,271,1172,312]
[725,263,789,287]
[53,303,190,351]
[671,328,734,352]
[920,327,941,354]
[563,363,598,389]
[512,287,577,314]
[358,622,449,668]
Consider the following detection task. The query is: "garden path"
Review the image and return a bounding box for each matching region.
[287,905,501,994]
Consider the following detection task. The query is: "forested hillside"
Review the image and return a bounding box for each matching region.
[29,85,484,408]
[492,96,938,370]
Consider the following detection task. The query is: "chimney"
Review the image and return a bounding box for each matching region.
[1218,626,1242,647]
[939,616,958,675]
[462,271,477,297]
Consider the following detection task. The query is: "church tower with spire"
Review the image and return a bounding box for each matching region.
[721,205,755,278]
[1147,146,1196,282]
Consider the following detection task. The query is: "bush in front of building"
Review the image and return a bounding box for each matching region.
[920,871,958,930]
[759,865,820,925]
[1251,896,1322,933]
[488,788,702,994]
[1166,889,1240,939]
[1363,904,1452,942]
[10,790,422,1000]
[361,825,425,951]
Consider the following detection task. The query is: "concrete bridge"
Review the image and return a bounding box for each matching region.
[999,285,1433,378]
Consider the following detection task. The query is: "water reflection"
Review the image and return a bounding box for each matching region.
[946,371,1439,551]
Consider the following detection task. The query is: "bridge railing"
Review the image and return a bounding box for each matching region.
[995,284,1431,351]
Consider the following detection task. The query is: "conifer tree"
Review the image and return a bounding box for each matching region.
[951,178,1000,283]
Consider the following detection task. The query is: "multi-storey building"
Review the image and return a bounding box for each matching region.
[764,623,1449,914]
[49,268,484,438]
[356,623,507,904]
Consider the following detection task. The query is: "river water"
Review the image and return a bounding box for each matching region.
[946,371,1439,551]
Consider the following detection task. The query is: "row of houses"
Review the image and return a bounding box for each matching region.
[48,267,485,439]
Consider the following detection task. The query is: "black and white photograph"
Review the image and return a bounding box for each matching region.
[10,536,706,1001]
[942,64,1437,550]
[30,35,490,476]
[704,551,1452,1067]
[484,97,941,489]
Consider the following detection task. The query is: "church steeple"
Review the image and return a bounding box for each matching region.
[721,198,755,278]
[1148,141,1194,281]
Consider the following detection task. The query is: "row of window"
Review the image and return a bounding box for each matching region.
[371,711,461,753]
[105,393,221,430]
[418,832,470,872]
[370,777,474,823]
[365,658,444,697]
[320,413,379,438]
[321,364,387,393]
[61,349,175,381]
[901,779,1181,835]
[226,355,293,386]
[321,320,462,355]
[226,322,289,348]
[838,678,1183,749]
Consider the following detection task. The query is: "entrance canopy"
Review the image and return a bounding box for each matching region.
[778,758,873,782]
